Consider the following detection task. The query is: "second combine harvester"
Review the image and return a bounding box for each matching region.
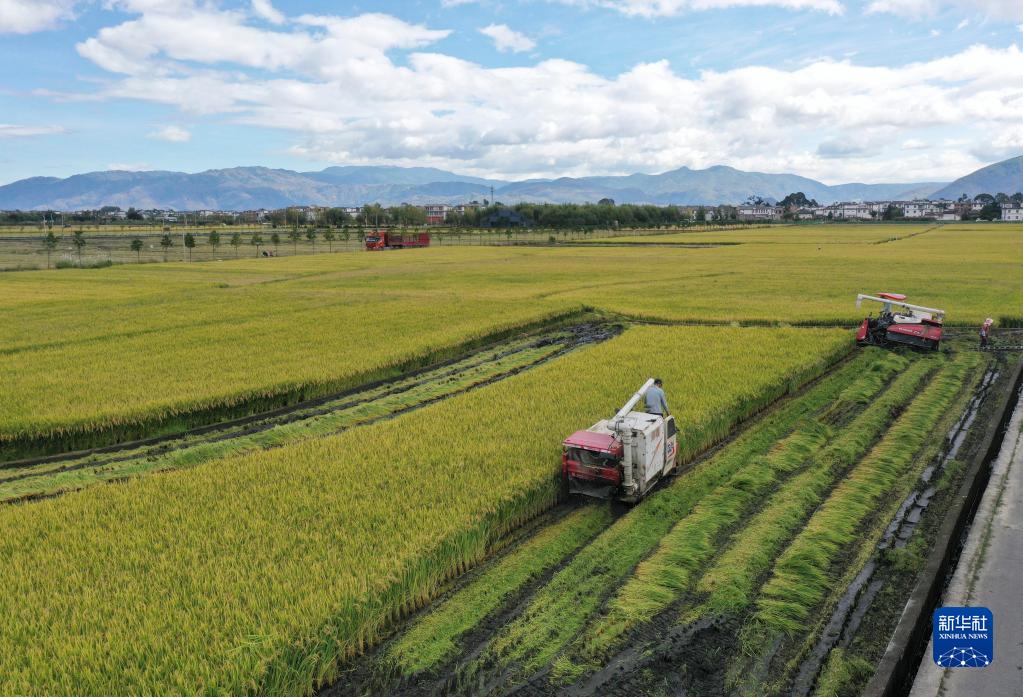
[856,292,945,351]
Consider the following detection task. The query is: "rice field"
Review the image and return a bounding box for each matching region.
[2,225,1021,458]
[0,223,1017,697]
[0,325,851,695]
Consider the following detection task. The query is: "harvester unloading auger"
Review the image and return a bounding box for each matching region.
[562,378,679,503]
[856,292,945,351]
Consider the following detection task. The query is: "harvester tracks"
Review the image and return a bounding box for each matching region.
[0,322,621,504]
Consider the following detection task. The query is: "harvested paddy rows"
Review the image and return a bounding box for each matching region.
[331,345,996,697]
[0,324,612,503]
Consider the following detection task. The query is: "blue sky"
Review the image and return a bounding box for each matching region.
[1,0,1022,185]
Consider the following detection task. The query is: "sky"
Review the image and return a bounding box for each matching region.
[1,0,1023,186]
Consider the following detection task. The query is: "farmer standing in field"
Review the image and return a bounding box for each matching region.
[980,317,994,348]
[645,378,670,417]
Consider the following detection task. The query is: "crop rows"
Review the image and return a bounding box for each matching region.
[346,345,985,697]
[0,332,572,503]
[451,351,873,683]
[0,325,850,696]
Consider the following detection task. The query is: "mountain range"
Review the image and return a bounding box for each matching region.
[2,156,1019,211]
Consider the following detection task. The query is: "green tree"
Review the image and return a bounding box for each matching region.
[305,227,317,251]
[270,232,281,253]
[184,232,196,261]
[207,230,221,256]
[42,230,58,269]
[883,204,904,221]
[250,232,264,256]
[978,202,1002,221]
[71,231,86,266]
[159,233,173,262]
[230,231,242,257]
[130,237,143,262]
[288,227,301,254]
[323,228,335,251]
[126,207,143,221]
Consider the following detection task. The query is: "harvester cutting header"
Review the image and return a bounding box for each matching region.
[562,379,679,503]
[856,292,945,351]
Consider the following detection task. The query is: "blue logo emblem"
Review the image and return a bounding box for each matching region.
[933,607,993,668]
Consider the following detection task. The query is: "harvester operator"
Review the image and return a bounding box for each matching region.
[645,378,670,417]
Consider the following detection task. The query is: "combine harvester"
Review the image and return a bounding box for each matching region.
[562,379,678,503]
[856,292,945,351]
[365,229,431,250]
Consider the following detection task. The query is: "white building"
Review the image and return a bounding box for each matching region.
[737,205,779,221]
[902,201,942,218]
[1002,205,1023,222]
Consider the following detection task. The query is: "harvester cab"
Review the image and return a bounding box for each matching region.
[562,379,679,503]
[855,292,945,351]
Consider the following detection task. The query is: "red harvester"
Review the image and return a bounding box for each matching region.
[855,293,944,351]
[364,230,430,251]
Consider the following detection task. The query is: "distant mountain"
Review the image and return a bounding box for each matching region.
[0,163,948,211]
[498,166,943,206]
[929,155,1023,200]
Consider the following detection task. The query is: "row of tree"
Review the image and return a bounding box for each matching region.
[39,228,357,268]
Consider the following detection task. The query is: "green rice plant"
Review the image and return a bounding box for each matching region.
[482,350,868,679]
[572,418,833,661]
[561,350,912,666]
[755,352,974,633]
[813,648,875,697]
[387,505,613,677]
[0,325,850,696]
[695,354,934,616]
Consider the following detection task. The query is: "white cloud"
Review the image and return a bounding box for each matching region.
[0,0,79,33]
[867,0,1023,20]
[956,19,969,29]
[149,125,191,142]
[58,5,1023,183]
[479,23,536,53]
[250,0,283,24]
[0,123,67,137]
[554,0,843,17]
